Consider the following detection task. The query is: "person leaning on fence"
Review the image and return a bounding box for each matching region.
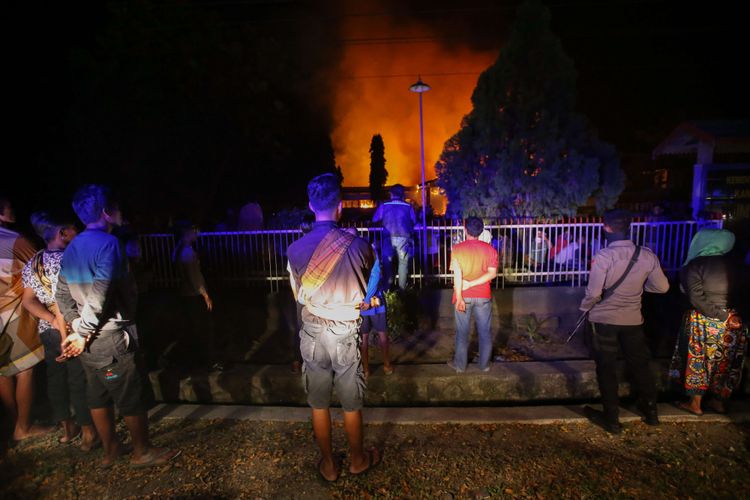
[286,173,380,482]
[56,184,180,468]
[448,217,499,373]
[372,184,417,290]
[579,210,669,434]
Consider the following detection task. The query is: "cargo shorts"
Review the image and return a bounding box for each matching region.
[299,317,365,411]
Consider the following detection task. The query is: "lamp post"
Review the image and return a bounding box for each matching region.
[409,77,430,280]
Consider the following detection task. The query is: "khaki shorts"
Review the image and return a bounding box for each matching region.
[299,317,365,411]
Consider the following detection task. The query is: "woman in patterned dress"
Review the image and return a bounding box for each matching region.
[21,212,99,450]
[670,228,748,415]
[1,197,52,450]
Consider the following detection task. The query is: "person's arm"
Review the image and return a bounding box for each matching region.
[364,256,381,304]
[372,204,383,223]
[682,262,728,320]
[580,254,609,312]
[181,247,212,311]
[287,261,298,302]
[451,258,466,312]
[55,272,80,325]
[463,268,498,290]
[644,256,669,294]
[22,287,56,324]
[463,248,499,289]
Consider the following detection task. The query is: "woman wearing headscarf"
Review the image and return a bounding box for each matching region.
[670,228,748,415]
[21,212,99,450]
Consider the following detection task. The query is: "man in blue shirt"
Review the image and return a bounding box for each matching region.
[372,184,417,290]
[57,185,179,468]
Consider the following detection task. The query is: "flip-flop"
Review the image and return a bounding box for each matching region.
[383,366,394,376]
[673,401,703,416]
[130,448,181,469]
[317,458,340,483]
[350,448,381,476]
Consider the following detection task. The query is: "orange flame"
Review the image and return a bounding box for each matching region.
[331,14,497,187]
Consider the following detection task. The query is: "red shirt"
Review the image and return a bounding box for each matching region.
[450,239,499,301]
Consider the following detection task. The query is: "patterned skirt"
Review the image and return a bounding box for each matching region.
[669,309,748,400]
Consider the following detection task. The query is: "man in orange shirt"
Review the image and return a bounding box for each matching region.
[449,217,499,373]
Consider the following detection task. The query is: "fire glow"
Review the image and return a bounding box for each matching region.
[331,13,497,187]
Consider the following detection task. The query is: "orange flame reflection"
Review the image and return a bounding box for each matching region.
[331,17,497,187]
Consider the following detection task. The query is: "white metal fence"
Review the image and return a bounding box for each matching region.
[138,219,723,291]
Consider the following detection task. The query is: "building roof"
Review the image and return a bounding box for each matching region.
[653,120,750,159]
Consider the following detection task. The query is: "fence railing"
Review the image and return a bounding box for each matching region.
[138,219,723,291]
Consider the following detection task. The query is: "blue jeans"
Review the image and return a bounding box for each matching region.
[383,236,412,290]
[453,298,493,371]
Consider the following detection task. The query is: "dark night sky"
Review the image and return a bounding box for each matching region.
[7,0,749,229]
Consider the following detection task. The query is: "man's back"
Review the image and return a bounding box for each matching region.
[582,240,669,325]
[451,239,498,299]
[287,222,373,322]
[59,229,136,334]
[373,200,416,237]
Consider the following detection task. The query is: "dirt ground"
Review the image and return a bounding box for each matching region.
[2,417,748,499]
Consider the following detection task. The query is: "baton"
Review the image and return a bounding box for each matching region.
[565,311,589,344]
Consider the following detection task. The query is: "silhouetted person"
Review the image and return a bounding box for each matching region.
[373,184,416,290]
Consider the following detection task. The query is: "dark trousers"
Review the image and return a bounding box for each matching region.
[40,329,92,426]
[591,322,657,421]
[179,295,216,367]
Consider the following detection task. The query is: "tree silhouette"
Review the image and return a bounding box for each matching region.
[368,134,388,201]
[436,0,624,218]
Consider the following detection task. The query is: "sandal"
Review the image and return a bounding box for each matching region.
[350,448,381,476]
[383,366,394,376]
[130,448,181,469]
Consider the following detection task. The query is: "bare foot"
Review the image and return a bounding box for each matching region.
[130,447,181,468]
[349,447,381,475]
[705,399,727,414]
[676,401,703,416]
[80,435,101,452]
[318,457,338,481]
[13,425,54,442]
[383,365,394,375]
[101,441,130,468]
[59,422,81,444]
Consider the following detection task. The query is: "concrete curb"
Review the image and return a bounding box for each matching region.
[148,401,750,426]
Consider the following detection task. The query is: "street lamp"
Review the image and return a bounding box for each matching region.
[409,76,430,280]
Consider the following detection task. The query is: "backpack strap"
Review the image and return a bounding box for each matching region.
[298,228,356,305]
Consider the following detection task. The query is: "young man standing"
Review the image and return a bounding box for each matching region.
[580,210,669,434]
[449,217,499,373]
[287,173,379,482]
[372,184,417,290]
[56,185,179,468]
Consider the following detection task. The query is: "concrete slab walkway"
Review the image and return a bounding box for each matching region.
[148,400,750,425]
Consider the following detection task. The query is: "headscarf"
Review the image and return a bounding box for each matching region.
[683,228,735,266]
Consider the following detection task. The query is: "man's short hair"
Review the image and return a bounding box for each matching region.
[603,210,632,234]
[390,184,405,200]
[72,184,117,225]
[465,216,484,237]
[307,173,341,212]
